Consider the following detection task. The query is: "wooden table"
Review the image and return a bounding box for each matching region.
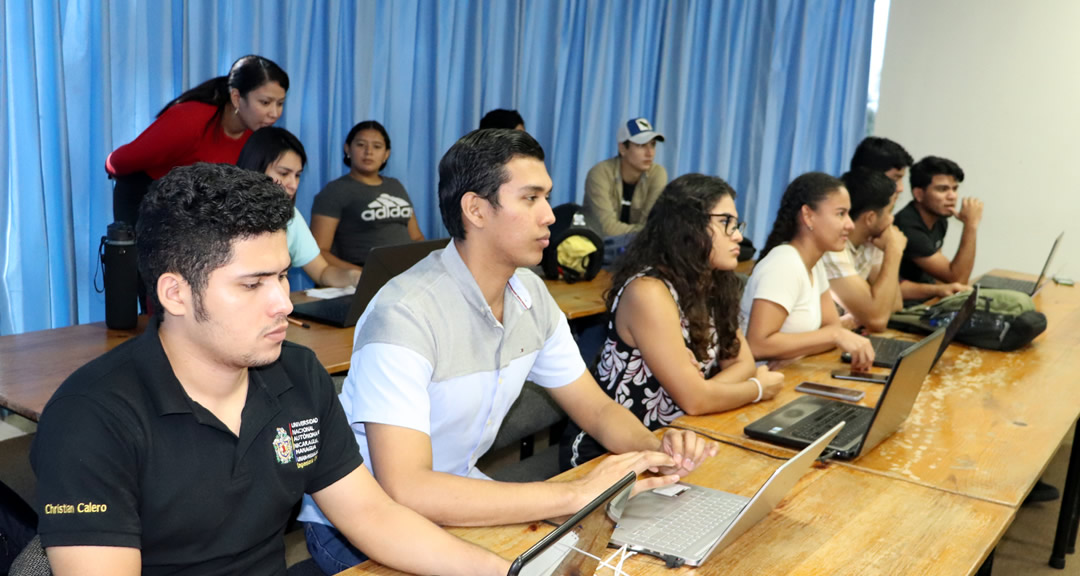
[339,441,1015,575]
[339,269,1079,575]
[542,269,611,320]
[0,275,615,422]
[677,270,1080,508]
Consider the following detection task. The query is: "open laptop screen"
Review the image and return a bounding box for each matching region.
[857,327,945,459]
[509,472,635,576]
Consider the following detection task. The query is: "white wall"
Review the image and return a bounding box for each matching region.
[876,0,1080,281]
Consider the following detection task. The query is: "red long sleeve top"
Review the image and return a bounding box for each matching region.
[105,102,252,180]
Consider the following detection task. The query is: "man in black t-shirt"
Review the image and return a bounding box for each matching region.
[892,156,981,302]
[30,164,506,576]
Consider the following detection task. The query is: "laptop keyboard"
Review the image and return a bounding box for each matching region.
[976,275,1035,293]
[628,489,745,553]
[787,404,873,445]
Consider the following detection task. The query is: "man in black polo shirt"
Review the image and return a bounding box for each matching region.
[30,164,506,576]
[893,156,981,302]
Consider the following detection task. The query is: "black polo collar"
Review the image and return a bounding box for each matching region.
[132,317,294,420]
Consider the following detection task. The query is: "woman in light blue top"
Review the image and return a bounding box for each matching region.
[236,127,360,287]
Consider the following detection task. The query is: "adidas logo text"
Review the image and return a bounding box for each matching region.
[362,193,413,221]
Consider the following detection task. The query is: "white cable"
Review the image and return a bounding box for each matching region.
[560,542,638,575]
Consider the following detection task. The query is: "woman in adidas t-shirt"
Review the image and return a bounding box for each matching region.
[311,120,424,269]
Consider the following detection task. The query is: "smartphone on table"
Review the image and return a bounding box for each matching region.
[831,369,889,384]
[795,381,865,403]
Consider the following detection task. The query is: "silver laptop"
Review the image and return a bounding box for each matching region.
[976,231,1063,295]
[508,472,635,576]
[609,422,844,567]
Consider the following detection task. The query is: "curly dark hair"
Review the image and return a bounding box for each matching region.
[759,172,845,261]
[608,173,742,363]
[137,162,293,320]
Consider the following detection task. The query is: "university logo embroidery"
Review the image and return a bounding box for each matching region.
[273,427,294,464]
[272,418,322,468]
[361,193,413,221]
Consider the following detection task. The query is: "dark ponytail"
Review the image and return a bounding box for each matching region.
[157,55,289,129]
[759,172,844,261]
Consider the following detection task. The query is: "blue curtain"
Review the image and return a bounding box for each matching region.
[0,0,873,335]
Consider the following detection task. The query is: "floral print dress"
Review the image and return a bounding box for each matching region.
[559,269,719,469]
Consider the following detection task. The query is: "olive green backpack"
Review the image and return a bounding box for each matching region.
[888,289,1047,351]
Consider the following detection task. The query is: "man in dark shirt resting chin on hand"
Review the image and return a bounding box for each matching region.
[893,156,980,302]
[30,163,507,576]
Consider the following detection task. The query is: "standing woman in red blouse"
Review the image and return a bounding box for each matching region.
[106,55,289,224]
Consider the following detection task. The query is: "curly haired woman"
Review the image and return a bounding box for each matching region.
[561,174,783,469]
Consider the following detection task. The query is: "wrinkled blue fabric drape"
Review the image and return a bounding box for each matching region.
[0,0,873,334]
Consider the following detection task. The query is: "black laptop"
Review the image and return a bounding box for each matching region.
[976,232,1063,295]
[290,239,449,328]
[745,327,945,460]
[844,286,980,368]
[507,472,634,576]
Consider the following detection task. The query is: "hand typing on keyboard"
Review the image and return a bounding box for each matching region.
[829,326,875,372]
[658,429,718,477]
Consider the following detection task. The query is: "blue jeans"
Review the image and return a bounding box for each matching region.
[304,522,368,575]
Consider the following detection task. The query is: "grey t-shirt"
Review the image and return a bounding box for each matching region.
[312,175,414,266]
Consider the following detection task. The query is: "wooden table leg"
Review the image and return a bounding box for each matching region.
[1050,422,1080,568]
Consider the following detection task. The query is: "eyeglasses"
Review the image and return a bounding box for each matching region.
[709,213,747,237]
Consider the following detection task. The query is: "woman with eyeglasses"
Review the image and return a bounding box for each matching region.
[740,172,875,371]
[561,174,783,469]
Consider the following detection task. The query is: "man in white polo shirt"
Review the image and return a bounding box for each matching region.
[298,129,714,574]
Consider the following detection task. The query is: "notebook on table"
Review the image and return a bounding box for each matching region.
[290,238,449,328]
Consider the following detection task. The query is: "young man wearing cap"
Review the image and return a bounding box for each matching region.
[583,117,669,237]
[30,164,507,576]
[297,129,715,573]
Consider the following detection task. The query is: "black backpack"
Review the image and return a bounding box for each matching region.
[541,204,603,283]
[888,288,1047,351]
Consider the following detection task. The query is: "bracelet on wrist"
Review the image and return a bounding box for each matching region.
[749,377,763,403]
